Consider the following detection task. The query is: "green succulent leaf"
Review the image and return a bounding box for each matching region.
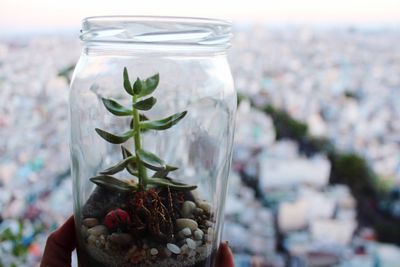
[140,114,149,121]
[138,73,159,97]
[130,118,150,133]
[136,149,166,171]
[133,78,142,95]
[133,97,157,111]
[140,111,187,131]
[152,165,178,178]
[121,145,133,158]
[123,67,133,95]
[126,163,139,176]
[148,178,197,191]
[95,128,134,144]
[100,156,136,175]
[90,69,190,191]
[90,175,137,192]
[102,98,133,116]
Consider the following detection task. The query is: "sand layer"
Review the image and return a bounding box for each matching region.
[77,244,214,267]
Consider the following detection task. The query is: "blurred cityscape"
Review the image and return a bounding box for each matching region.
[1,25,400,266]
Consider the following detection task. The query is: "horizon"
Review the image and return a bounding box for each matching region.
[1,0,400,35]
[1,21,400,39]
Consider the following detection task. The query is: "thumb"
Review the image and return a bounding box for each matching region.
[216,241,235,267]
[41,216,76,267]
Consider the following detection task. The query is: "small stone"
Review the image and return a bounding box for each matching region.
[83,218,99,228]
[181,201,196,218]
[181,244,189,254]
[87,225,108,236]
[193,229,204,240]
[164,247,172,257]
[186,238,196,249]
[205,220,213,227]
[197,201,212,213]
[181,227,191,237]
[109,233,132,245]
[150,248,158,256]
[87,234,97,245]
[176,218,198,231]
[189,249,196,257]
[177,231,185,240]
[167,243,181,254]
[195,240,203,246]
[193,208,203,215]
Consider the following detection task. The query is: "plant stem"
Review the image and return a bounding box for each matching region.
[132,95,147,189]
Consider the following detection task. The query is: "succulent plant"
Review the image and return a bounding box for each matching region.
[90,68,196,192]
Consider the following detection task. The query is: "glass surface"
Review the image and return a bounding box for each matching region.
[70,16,236,267]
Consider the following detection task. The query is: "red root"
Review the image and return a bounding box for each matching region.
[127,187,180,243]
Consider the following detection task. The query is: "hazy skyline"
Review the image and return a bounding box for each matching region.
[1,0,400,33]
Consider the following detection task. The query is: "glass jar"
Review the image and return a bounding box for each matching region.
[69,16,236,267]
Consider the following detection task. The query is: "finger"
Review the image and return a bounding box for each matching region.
[41,216,76,267]
[216,241,235,267]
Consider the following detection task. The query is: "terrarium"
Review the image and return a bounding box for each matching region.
[69,16,236,267]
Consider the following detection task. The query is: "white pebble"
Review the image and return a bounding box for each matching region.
[189,250,196,257]
[186,238,196,249]
[100,235,106,245]
[83,218,99,228]
[176,218,198,231]
[205,220,214,227]
[150,248,158,256]
[181,227,192,237]
[181,201,196,217]
[167,243,181,254]
[197,201,212,213]
[193,229,204,240]
[181,244,189,254]
[87,225,107,236]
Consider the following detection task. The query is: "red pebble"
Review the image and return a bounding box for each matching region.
[104,208,131,231]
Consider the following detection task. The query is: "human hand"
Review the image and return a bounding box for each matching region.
[41,216,76,267]
[41,216,234,267]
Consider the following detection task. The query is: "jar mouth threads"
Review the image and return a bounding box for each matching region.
[80,16,232,50]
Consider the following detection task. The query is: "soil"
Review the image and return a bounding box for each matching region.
[77,243,216,267]
[78,186,216,267]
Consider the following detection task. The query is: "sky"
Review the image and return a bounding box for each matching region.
[1,0,400,33]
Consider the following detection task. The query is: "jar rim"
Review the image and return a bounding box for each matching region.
[80,16,232,50]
